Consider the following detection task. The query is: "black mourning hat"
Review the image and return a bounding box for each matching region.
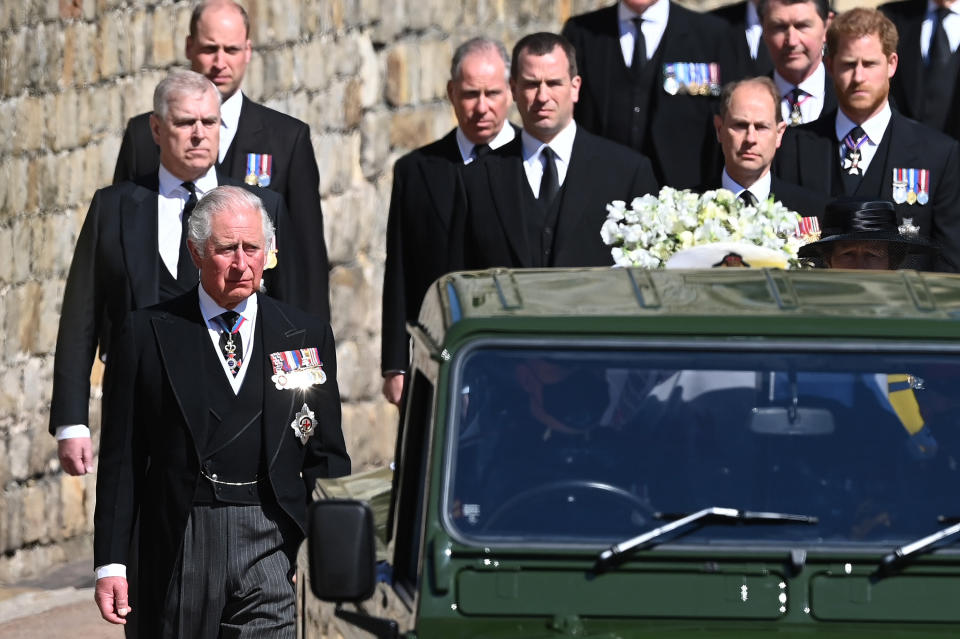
[797,198,937,266]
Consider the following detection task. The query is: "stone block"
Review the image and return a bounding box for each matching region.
[17,281,43,354]
[308,80,346,131]
[315,131,361,197]
[59,0,82,20]
[0,369,16,424]
[417,39,451,104]
[0,490,21,553]
[97,12,120,79]
[356,35,379,110]
[329,254,379,338]
[25,22,55,92]
[1,29,26,98]
[70,21,98,86]
[11,216,33,283]
[384,45,411,107]
[389,105,454,153]
[9,430,30,482]
[50,89,79,151]
[334,336,380,402]
[15,95,44,153]
[126,7,149,74]
[21,481,48,544]
[299,38,330,93]
[243,54,264,102]
[37,279,63,353]
[323,180,379,264]
[359,110,390,180]
[118,73,157,125]
[63,147,88,209]
[0,226,12,285]
[262,47,296,98]
[150,3,178,67]
[371,2,404,45]
[341,400,398,471]
[265,1,301,43]
[60,474,87,538]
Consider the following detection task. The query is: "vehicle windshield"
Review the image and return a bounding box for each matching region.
[444,342,960,548]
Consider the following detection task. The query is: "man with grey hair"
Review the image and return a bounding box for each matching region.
[381,36,518,404]
[93,185,349,636]
[50,70,298,478]
[113,0,331,322]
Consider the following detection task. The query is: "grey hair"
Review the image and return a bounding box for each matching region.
[187,186,275,257]
[153,69,221,120]
[450,37,510,83]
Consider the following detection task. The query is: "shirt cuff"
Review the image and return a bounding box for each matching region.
[382,370,406,377]
[56,425,91,440]
[95,564,126,580]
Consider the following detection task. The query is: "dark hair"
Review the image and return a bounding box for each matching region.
[827,7,899,58]
[718,77,783,123]
[450,37,510,82]
[189,0,250,39]
[510,32,578,81]
[758,0,830,23]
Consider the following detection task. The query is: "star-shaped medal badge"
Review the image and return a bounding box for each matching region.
[291,403,316,444]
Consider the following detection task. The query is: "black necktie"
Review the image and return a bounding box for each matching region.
[929,7,951,68]
[631,17,647,76]
[216,311,244,376]
[538,147,559,204]
[472,143,490,161]
[739,190,759,207]
[177,182,199,286]
[786,87,804,126]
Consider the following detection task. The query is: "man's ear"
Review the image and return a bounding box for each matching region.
[188,240,202,269]
[713,114,723,142]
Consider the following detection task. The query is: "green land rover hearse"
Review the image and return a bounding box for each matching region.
[306,267,960,638]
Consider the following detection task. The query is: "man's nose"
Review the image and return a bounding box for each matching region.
[535,82,549,102]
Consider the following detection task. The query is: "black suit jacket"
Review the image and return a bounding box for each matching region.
[381,128,463,375]
[93,290,348,631]
[881,0,960,138]
[562,2,735,189]
[774,109,960,270]
[48,170,298,434]
[113,96,330,319]
[710,1,774,78]
[459,128,659,269]
[702,172,828,220]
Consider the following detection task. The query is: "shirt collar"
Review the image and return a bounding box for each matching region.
[520,120,577,164]
[198,283,258,325]
[835,101,892,143]
[158,163,219,197]
[928,0,960,16]
[773,62,826,98]
[619,0,669,25]
[721,167,772,200]
[455,123,517,163]
[219,90,243,131]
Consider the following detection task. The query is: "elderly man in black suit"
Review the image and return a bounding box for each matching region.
[774,7,960,271]
[712,0,774,77]
[50,70,299,477]
[709,76,826,217]
[458,32,658,270]
[93,186,348,637]
[880,0,960,139]
[380,37,516,405]
[112,0,330,320]
[760,0,836,126]
[561,0,733,189]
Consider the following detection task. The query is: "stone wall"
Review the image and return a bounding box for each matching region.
[1,0,671,582]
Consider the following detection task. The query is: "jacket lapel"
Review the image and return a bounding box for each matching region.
[121,175,161,309]
[553,130,599,256]
[151,291,209,455]
[416,131,461,232]
[259,295,306,468]
[223,95,265,179]
[898,16,925,117]
[485,143,532,267]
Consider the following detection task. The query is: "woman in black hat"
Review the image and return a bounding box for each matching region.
[798,199,938,270]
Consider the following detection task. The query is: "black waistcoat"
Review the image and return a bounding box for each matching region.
[196,318,267,504]
[518,170,566,268]
[835,123,894,198]
[601,43,666,157]
[158,262,192,303]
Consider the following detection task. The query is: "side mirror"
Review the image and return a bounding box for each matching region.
[308,499,376,602]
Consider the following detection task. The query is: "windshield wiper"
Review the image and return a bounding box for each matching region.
[874,517,960,579]
[593,506,818,574]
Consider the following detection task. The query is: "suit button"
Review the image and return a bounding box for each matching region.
[211,473,218,479]
[633,106,641,113]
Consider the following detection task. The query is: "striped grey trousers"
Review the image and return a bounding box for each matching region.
[160,503,297,639]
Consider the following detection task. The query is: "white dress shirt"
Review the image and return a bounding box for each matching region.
[721,167,772,201]
[835,102,893,175]
[744,1,763,60]
[219,90,244,163]
[456,123,516,164]
[520,121,578,197]
[921,0,960,60]
[157,164,218,279]
[618,0,670,66]
[774,63,828,124]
